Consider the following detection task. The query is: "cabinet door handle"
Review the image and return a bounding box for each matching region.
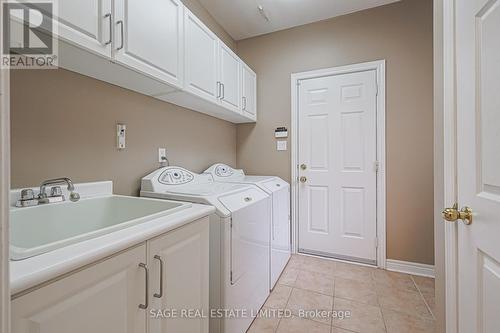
[221,83,225,100]
[138,263,149,309]
[116,20,124,51]
[216,81,221,98]
[153,255,164,299]
[104,13,112,45]
[242,96,247,110]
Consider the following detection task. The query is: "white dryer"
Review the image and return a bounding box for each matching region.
[204,164,291,289]
[141,166,271,333]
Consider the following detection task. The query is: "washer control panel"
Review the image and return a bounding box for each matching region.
[215,164,235,177]
[159,168,194,185]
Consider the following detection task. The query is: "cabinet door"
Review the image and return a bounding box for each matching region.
[219,43,241,112]
[114,0,184,88]
[55,0,112,57]
[148,218,209,333]
[241,63,257,120]
[184,8,219,103]
[12,245,148,333]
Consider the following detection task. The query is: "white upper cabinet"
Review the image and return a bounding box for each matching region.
[113,0,184,88]
[183,8,219,103]
[241,63,257,120]
[56,0,113,57]
[218,43,241,113]
[49,0,256,123]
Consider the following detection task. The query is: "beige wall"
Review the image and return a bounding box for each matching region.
[10,69,236,196]
[236,0,434,265]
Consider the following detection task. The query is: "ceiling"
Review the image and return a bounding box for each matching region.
[197,0,401,40]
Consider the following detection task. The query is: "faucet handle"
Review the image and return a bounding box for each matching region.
[20,189,35,200]
[50,186,63,197]
[16,189,38,207]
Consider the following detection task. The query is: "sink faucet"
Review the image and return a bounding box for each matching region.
[15,177,81,208]
[39,178,81,203]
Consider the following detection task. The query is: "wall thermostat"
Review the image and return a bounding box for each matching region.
[275,127,288,138]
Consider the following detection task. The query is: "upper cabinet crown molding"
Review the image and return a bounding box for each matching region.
[47,0,256,124]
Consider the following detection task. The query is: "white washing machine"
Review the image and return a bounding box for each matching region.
[204,164,291,289]
[141,166,271,333]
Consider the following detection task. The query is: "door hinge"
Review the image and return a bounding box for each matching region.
[375,237,379,248]
[230,218,233,228]
[230,270,233,282]
[374,161,380,173]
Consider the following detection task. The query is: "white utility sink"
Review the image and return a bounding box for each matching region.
[10,195,190,260]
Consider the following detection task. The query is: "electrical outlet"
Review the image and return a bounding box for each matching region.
[158,148,167,163]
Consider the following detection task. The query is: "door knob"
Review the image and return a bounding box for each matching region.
[442,203,473,225]
[299,176,307,183]
[300,164,307,170]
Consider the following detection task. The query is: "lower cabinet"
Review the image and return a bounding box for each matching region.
[12,244,148,333]
[148,217,210,333]
[12,217,209,333]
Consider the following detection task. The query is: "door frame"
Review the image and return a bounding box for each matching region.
[0,12,11,332]
[435,0,458,331]
[290,60,387,268]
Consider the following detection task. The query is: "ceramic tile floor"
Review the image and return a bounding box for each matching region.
[247,254,436,333]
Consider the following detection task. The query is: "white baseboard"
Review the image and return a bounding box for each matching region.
[386,259,435,278]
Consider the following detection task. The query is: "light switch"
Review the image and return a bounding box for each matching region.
[117,124,126,150]
[277,140,287,151]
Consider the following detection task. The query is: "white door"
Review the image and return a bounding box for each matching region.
[242,63,257,119]
[453,0,500,332]
[184,8,219,103]
[12,245,147,333]
[298,70,378,264]
[54,0,113,57]
[219,43,241,112]
[114,0,184,88]
[148,218,209,333]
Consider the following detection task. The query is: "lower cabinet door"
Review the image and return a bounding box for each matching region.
[148,217,210,333]
[12,244,148,333]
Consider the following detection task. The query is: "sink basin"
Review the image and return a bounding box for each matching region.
[10,195,190,260]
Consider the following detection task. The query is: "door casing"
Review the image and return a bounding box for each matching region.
[435,0,458,332]
[0,36,11,333]
[290,60,386,268]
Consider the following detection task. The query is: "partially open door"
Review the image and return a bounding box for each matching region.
[444,0,500,331]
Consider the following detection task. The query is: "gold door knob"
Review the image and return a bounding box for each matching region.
[299,176,307,183]
[442,203,473,225]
